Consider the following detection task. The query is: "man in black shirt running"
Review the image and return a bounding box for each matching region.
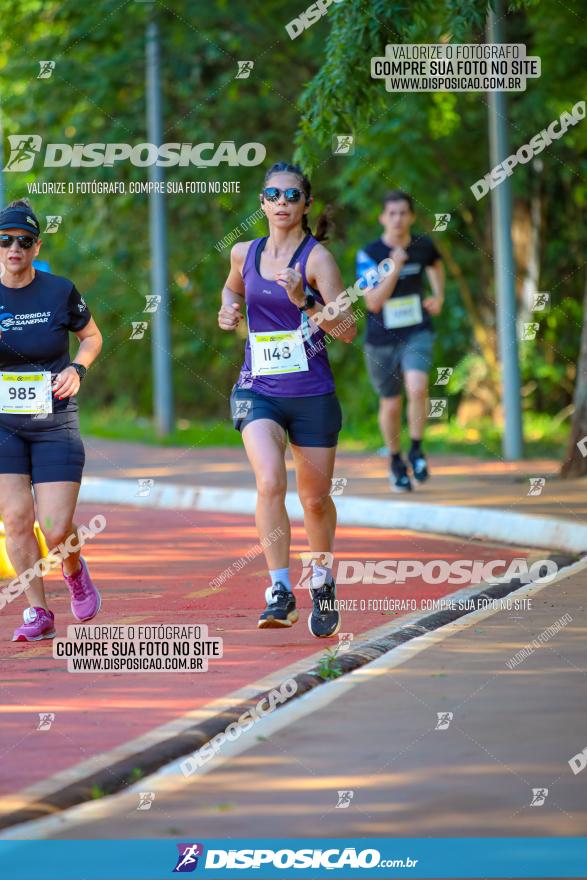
[357,191,445,491]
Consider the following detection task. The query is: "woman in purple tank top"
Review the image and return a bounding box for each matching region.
[218,162,356,638]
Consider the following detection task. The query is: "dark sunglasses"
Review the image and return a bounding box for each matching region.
[261,187,304,203]
[0,234,37,249]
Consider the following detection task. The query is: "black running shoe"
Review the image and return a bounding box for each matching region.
[408,450,429,483]
[258,583,299,629]
[308,579,340,639]
[390,457,412,492]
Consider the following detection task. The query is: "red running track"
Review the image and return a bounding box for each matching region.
[0,504,535,798]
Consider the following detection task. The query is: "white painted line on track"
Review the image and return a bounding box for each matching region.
[78,476,587,554]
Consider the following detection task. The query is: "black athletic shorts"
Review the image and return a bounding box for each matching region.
[230,385,342,448]
[0,408,85,484]
[364,329,435,398]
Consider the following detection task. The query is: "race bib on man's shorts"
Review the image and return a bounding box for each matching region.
[0,371,53,414]
[382,294,423,329]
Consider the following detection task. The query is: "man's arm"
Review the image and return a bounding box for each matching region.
[362,246,408,313]
[423,259,445,316]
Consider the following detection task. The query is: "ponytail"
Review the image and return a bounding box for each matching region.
[313,205,334,242]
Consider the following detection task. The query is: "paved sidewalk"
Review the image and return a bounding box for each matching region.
[83,437,587,522]
[44,563,587,840]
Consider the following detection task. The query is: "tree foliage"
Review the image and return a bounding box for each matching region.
[0,0,585,445]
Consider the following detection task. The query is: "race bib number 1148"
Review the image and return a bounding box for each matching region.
[249,329,309,377]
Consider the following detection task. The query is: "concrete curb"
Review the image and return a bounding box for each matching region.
[79,477,587,554]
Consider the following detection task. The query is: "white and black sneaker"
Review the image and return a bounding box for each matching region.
[308,579,340,639]
[390,457,412,492]
[258,583,299,629]
[408,450,429,484]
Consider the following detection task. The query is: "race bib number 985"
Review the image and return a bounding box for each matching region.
[0,372,53,414]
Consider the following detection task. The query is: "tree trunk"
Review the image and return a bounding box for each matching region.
[436,240,498,372]
[560,268,587,478]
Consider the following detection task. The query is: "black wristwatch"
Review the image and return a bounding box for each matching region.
[298,292,316,313]
[72,363,87,382]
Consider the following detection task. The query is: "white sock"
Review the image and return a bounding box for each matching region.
[270,568,291,591]
[311,563,332,589]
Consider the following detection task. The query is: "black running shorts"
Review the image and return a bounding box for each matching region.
[0,408,85,484]
[230,386,342,448]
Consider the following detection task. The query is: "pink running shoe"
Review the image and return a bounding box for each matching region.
[12,607,56,642]
[62,557,101,621]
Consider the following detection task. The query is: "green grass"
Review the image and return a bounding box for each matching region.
[80,409,241,448]
[344,411,569,458]
[81,406,569,459]
[316,647,344,681]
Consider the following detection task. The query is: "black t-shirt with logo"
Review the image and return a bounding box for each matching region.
[0,270,92,412]
[356,234,441,345]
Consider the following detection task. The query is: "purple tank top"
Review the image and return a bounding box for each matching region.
[237,233,335,397]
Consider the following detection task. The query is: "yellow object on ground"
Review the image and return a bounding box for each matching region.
[0,522,48,578]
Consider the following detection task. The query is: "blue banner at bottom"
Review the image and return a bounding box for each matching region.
[0,837,585,879]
